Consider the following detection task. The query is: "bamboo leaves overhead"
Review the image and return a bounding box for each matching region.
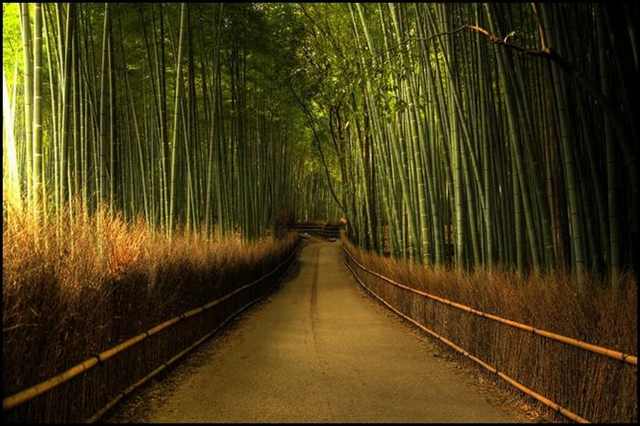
[295,3,638,281]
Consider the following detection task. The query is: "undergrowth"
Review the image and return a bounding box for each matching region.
[3,204,298,397]
[343,237,637,423]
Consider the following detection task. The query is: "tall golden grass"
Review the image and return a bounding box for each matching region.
[343,238,637,423]
[3,203,298,421]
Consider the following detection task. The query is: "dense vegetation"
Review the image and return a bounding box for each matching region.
[6,2,636,275]
[3,3,337,239]
[294,3,638,284]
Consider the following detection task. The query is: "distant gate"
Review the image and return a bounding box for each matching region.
[290,223,342,239]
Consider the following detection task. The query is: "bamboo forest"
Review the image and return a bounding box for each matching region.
[2,2,637,424]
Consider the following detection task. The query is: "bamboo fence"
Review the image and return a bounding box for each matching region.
[3,238,301,423]
[343,245,637,423]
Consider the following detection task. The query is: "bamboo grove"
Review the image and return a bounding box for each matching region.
[294,3,638,282]
[3,3,639,279]
[3,3,336,241]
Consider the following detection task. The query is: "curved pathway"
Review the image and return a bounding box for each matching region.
[108,240,523,423]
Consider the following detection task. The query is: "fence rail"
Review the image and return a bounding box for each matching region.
[3,239,301,422]
[343,245,637,423]
[343,247,636,366]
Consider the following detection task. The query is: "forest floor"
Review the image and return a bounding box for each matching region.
[106,239,544,423]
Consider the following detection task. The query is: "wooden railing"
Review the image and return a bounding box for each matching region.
[343,245,637,423]
[3,239,301,423]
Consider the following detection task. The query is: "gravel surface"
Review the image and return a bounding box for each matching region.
[107,240,533,423]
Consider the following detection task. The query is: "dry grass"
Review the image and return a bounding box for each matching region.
[3,204,298,421]
[343,238,637,423]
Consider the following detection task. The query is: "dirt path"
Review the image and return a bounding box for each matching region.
[107,240,526,423]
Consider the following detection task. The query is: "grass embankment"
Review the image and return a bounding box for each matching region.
[343,238,637,423]
[3,205,298,420]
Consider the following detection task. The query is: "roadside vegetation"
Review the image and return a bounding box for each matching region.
[3,202,298,398]
[344,237,637,422]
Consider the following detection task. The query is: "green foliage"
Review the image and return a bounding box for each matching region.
[4,2,635,276]
[291,2,637,280]
[2,3,22,83]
